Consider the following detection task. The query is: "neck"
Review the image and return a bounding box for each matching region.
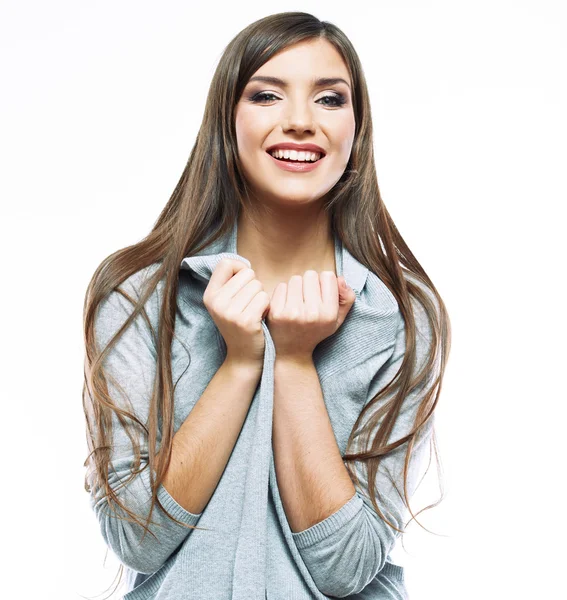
[236,206,336,287]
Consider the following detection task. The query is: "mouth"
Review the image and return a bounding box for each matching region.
[266,150,326,172]
[266,150,325,164]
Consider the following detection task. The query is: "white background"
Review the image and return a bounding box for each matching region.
[1,1,565,598]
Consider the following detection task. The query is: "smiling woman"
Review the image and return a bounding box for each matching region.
[82,10,450,600]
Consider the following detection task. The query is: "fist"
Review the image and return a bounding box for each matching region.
[265,271,356,360]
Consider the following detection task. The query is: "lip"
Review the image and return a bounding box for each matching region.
[267,151,325,173]
[265,142,326,156]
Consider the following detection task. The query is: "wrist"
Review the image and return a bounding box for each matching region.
[223,357,264,379]
[275,354,314,368]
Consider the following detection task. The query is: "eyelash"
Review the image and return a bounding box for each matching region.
[250,91,347,107]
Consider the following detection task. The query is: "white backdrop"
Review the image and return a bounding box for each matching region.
[1,1,565,598]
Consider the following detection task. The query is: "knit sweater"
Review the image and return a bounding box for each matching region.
[88,218,436,599]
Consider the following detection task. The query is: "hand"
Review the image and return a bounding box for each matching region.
[265,271,356,361]
[203,259,270,371]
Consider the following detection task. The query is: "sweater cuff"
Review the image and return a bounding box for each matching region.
[290,491,363,549]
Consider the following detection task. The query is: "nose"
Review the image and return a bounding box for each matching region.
[282,100,315,134]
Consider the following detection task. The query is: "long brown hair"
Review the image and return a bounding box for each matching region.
[83,10,450,592]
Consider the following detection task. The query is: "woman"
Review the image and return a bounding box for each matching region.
[83,11,450,599]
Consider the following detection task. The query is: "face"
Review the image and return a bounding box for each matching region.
[234,38,356,208]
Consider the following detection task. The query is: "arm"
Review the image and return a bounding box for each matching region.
[276,310,438,597]
[89,280,261,575]
[156,360,261,515]
[272,357,356,534]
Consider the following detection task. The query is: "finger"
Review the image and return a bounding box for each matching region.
[231,278,265,314]
[338,276,354,305]
[242,289,270,320]
[270,282,287,314]
[320,271,339,310]
[208,259,254,295]
[286,275,303,314]
[303,270,321,314]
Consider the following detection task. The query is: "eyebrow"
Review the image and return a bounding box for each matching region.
[247,75,351,91]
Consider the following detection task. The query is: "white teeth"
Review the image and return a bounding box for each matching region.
[269,149,322,162]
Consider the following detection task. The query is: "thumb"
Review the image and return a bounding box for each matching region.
[338,276,356,308]
[336,277,355,329]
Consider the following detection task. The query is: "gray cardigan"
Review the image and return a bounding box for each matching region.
[89,218,435,599]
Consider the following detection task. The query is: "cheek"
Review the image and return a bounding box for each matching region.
[235,109,254,156]
[320,111,355,164]
[235,108,270,153]
[335,115,356,157]
[234,109,267,182]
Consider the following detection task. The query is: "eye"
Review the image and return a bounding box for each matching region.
[250,92,279,103]
[317,93,347,107]
[250,92,347,107]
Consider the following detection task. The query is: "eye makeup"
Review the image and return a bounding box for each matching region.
[248,91,347,107]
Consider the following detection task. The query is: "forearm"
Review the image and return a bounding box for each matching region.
[272,357,356,533]
[157,359,261,514]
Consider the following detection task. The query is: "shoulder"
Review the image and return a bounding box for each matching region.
[95,262,164,350]
[99,262,163,313]
[364,268,440,341]
[119,262,163,297]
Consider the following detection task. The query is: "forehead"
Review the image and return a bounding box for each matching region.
[249,39,351,86]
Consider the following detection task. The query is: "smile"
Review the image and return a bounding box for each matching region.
[266,151,326,173]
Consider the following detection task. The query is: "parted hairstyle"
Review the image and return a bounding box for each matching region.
[83,10,451,595]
